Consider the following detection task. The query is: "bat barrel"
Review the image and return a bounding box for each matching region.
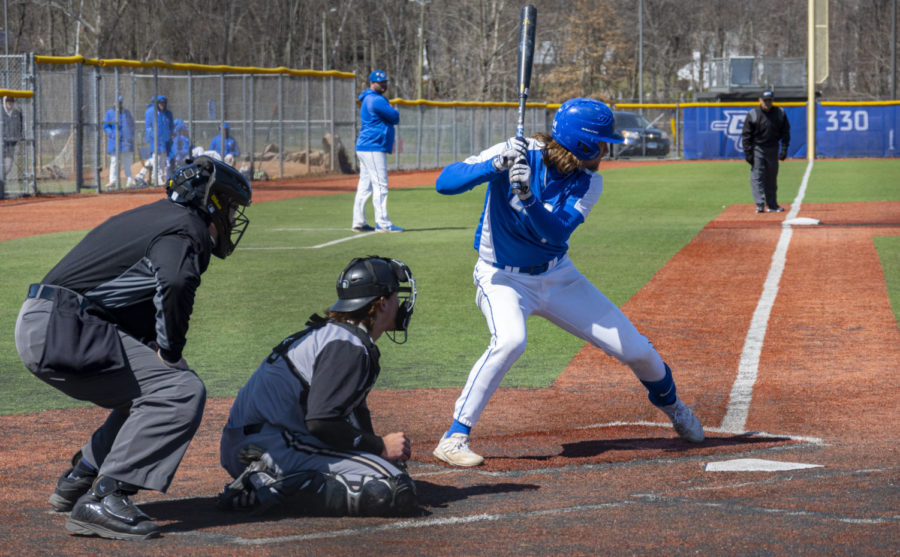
[516,5,537,140]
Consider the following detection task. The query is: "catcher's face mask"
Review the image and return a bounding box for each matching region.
[386,258,416,345]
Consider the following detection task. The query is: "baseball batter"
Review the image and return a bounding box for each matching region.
[432,98,705,467]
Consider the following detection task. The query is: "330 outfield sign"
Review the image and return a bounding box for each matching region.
[682,102,899,159]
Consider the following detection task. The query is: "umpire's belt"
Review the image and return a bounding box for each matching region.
[491,256,560,275]
[27,283,89,308]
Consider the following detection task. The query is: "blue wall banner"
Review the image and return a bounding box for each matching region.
[682,102,900,159]
[816,103,900,157]
[682,104,807,159]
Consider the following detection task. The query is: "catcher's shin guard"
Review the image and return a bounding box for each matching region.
[322,472,418,517]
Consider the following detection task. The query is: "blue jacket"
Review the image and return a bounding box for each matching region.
[103,107,135,153]
[144,102,174,151]
[209,134,240,158]
[356,88,399,153]
[171,120,192,161]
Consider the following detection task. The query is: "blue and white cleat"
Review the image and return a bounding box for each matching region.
[376,224,404,233]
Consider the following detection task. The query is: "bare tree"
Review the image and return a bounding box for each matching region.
[3,0,898,101]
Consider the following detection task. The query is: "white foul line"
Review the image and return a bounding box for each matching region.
[230,501,637,545]
[721,160,815,433]
[241,231,377,250]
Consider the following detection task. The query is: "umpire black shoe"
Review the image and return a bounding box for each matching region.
[756,204,766,213]
[65,476,159,541]
[49,467,96,512]
[49,451,97,512]
[768,206,785,212]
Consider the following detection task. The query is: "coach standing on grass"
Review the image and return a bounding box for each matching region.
[14,157,251,541]
[351,70,403,233]
[742,90,790,213]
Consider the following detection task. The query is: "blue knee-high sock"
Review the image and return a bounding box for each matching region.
[640,363,677,407]
[446,419,471,437]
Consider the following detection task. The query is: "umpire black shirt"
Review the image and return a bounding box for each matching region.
[42,199,212,362]
[741,105,791,151]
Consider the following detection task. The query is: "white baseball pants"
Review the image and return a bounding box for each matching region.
[452,256,667,428]
[353,150,393,228]
[108,151,134,185]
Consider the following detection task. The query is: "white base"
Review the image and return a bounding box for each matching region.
[783,217,820,226]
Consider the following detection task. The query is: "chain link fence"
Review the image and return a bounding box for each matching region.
[392,101,551,170]
[1,54,692,200]
[611,103,680,160]
[0,54,34,198]
[25,57,359,197]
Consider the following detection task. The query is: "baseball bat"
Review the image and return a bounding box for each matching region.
[515,5,537,143]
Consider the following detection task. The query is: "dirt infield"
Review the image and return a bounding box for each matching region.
[1,167,897,555]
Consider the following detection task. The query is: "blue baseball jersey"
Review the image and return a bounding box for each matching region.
[435,138,604,267]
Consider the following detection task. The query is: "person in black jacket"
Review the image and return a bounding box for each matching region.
[217,256,419,517]
[741,90,791,213]
[14,156,251,540]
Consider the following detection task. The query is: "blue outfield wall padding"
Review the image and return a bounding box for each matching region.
[682,103,899,159]
[817,105,900,157]
[683,105,807,159]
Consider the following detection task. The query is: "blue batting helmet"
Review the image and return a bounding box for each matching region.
[551,98,624,160]
[368,70,388,83]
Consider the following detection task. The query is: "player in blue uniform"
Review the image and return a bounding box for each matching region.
[352,70,402,233]
[217,256,419,516]
[432,98,705,467]
[209,122,240,166]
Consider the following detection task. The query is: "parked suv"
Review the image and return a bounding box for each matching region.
[611,111,670,158]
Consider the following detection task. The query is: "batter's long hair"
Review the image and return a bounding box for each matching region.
[534,132,581,175]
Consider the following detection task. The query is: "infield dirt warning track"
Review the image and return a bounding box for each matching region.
[0,167,897,555]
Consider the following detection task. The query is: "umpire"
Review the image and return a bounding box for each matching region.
[14,156,251,540]
[741,90,790,213]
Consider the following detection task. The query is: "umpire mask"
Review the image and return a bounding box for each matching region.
[168,156,252,259]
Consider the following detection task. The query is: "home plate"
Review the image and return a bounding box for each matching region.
[705,458,824,472]
[783,217,820,226]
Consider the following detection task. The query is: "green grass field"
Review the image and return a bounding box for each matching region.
[1,159,898,415]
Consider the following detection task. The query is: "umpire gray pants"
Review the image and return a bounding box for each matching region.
[15,296,206,493]
[750,145,780,209]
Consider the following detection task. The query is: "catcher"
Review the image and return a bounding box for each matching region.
[217,255,419,516]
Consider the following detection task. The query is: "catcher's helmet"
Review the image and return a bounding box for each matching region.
[167,156,252,258]
[551,98,624,161]
[331,256,416,343]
